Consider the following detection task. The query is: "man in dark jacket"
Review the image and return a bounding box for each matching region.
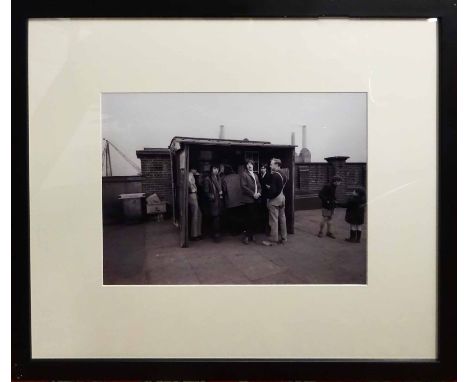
[240,160,262,244]
[259,164,271,234]
[203,165,224,242]
[318,175,342,239]
[262,158,288,246]
[221,165,243,235]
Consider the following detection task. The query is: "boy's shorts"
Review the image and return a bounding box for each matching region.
[322,208,334,218]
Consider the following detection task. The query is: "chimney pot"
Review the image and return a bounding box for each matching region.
[302,125,307,149]
[219,125,225,139]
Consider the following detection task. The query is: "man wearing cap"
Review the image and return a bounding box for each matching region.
[318,175,342,238]
[188,168,202,241]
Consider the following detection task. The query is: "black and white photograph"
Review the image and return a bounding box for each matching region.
[14,2,457,377]
[102,92,367,285]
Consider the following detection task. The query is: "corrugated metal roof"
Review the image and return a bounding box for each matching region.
[169,136,296,150]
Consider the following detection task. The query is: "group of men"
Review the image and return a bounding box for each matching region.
[187,158,288,246]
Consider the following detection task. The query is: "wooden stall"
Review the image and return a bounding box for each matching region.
[169,136,296,248]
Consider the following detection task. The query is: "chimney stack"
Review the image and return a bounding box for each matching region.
[291,132,296,146]
[219,125,225,139]
[302,125,307,149]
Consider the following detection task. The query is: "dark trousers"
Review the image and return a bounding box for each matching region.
[223,206,243,235]
[243,202,258,239]
[211,215,221,238]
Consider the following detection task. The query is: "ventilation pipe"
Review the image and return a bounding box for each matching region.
[219,125,225,139]
[302,125,307,149]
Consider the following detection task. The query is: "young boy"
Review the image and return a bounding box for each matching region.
[318,175,342,239]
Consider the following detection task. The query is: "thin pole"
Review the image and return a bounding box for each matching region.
[106,140,112,176]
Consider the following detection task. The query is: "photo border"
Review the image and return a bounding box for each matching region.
[12,0,456,380]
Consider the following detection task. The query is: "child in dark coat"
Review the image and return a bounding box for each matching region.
[344,187,366,243]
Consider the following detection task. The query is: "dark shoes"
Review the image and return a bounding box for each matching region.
[345,230,362,243]
[243,235,256,244]
[345,230,357,242]
[317,231,324,238]
[190,236,202,241]
[356,230,362,243]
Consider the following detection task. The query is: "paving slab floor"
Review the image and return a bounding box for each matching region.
[103,208,367,285]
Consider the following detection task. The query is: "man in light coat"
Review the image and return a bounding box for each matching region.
[188,168,202,240]
[262,158,288,246]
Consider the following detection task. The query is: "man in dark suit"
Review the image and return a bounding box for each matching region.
[240,160,262,244]
[221,165,243,235]
[259,163,271,234]
[203,165,224,242]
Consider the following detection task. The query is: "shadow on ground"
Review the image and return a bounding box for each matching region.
[103,209,367,285]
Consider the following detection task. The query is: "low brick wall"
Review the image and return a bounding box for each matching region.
[136,149,173,208]
[345,162,367,193]
[294,160,366,210]
[135,148,366,212]
[296,163,330,197]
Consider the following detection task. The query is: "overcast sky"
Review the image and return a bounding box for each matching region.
[102,92,367,175]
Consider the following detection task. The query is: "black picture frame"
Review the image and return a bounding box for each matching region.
[12,0,457,380]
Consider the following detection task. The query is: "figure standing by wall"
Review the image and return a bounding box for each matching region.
[188,168,203,241]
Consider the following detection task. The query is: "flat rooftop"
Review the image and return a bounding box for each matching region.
[104,209,367,285]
